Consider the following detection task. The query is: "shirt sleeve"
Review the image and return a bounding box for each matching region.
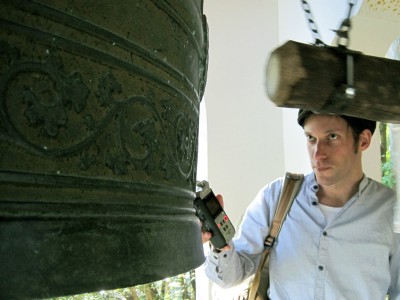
[388,231,400,299]
[203,177,284,288]
[203,241,258,288]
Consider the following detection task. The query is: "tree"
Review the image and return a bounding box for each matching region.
[46,270,196,300]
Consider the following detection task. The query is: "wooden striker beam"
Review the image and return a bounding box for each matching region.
[266,41,400,124]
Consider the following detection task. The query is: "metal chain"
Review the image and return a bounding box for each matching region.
[300,0,325,46]
[300,0,358,47]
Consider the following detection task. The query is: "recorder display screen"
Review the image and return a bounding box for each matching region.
[206,197,221,216]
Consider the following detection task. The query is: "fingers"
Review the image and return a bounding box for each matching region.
[202,230,212,244]
[219,244,231,252]
[202,230,231,252]
[215,194,224,208]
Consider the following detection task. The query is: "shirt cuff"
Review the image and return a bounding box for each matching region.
[209,241,235,264]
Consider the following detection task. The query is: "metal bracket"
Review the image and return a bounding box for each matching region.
[345,53,356,99]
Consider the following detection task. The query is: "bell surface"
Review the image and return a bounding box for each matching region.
[0,1,208,299]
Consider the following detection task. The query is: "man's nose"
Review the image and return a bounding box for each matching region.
[313,141,328,160]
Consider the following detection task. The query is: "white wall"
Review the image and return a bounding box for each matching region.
[203,0,282,226]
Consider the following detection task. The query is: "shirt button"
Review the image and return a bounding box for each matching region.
[323,231,327,236]
[318,266,324,271]
[312,201,318,206]
[313,185,319,190]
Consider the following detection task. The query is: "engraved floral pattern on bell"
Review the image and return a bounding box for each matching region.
[0,1,208,298]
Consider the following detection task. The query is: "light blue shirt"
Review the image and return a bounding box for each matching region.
[205,172,400,299]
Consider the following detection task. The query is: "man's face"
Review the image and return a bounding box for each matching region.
[303,114,365,187]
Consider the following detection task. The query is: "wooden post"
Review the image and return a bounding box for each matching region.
[266,40,400,124]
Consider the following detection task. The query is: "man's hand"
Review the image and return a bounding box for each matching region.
[201,194,231,252]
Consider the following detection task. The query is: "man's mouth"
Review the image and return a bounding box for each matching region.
[314,166,331,172]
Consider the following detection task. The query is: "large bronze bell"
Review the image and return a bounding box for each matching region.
[0,1,208,299]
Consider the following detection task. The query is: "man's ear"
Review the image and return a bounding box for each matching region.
[359,129,372,151]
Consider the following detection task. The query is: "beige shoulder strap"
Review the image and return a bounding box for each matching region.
[248,172,304,300]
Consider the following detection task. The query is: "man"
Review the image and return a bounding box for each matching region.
[203,110,400,299]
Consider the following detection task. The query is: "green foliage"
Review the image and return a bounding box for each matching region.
[382,161,396,189]
[46,270,195,300]
[380,123,397,189]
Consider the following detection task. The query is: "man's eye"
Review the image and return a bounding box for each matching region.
[306,135,315,141]
[329,133,338,140]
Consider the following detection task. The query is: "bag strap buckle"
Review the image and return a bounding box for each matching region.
[264,235,276,250]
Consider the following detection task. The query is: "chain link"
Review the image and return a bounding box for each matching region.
[300,0,325,46]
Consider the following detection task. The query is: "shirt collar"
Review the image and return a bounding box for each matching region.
[305,172,370,199]
[358,174,369,195]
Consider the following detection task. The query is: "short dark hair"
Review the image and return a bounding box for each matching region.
[297,109,376,136]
